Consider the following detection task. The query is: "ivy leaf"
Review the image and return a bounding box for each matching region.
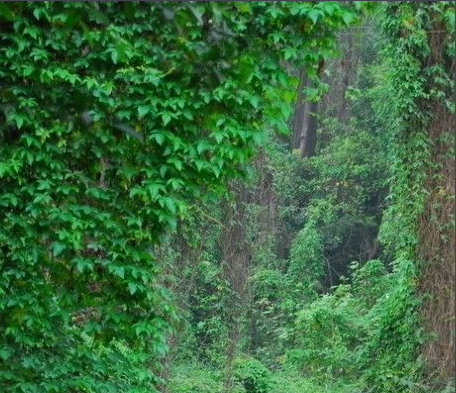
[0,347,12,360]
[153,133,165,146]
[160,166,168,178]
[51,242,66,257]
[138,106,150,118]
[75,258,94,273]
[308,9,320,23]
[161,113,172,126]
[110,48,118,64]
[128,282,138,295]
[109,265,125,279]
[342,12,356,26]
[195,160,205,172]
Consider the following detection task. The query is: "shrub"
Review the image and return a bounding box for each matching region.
[287,259,392,381]
[233,357,272,393]
[168,365,222,393]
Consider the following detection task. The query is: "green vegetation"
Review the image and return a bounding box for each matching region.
[0,1,454,393]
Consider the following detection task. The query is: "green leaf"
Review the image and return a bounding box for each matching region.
[212,165,221,178]
[109,265,125,279]
[51,242,66,257]
[213,132,224,144]
[138,106,150,117]
[195,160,205,172]
[161,113,172,126]
[128,282,138,295]
[75,258,93,273]
[308,9,320,23]
[160,166,168,178]
[153,132,165,146]
[342,12,355,26]
[110,48,118,64]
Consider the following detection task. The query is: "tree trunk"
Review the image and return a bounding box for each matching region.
[290,61,324,158]
[220,184,250,392]
[417,14,455,380]
[299,97,318,158]
[291,69,308,150]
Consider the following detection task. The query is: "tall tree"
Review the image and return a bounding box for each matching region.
[416,4,455,378]
[290,60,324,158]
[378,0,455,387]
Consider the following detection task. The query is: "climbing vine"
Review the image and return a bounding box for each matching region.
[0,2,359,391]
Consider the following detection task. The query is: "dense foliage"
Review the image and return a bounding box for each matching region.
[166,2,454,393]
[0,1,364,392]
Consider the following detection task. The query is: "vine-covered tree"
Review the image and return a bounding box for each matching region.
[0,1,360,391]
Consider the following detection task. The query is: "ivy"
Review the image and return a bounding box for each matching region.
[0,1,358,391]
[368,2,455,391]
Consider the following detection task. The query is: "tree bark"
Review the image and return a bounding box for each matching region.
[299,97,318,158]
[417,14,455,380]
[220,183,250,392]
[290,61,324,158]
[291,69,308,150]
